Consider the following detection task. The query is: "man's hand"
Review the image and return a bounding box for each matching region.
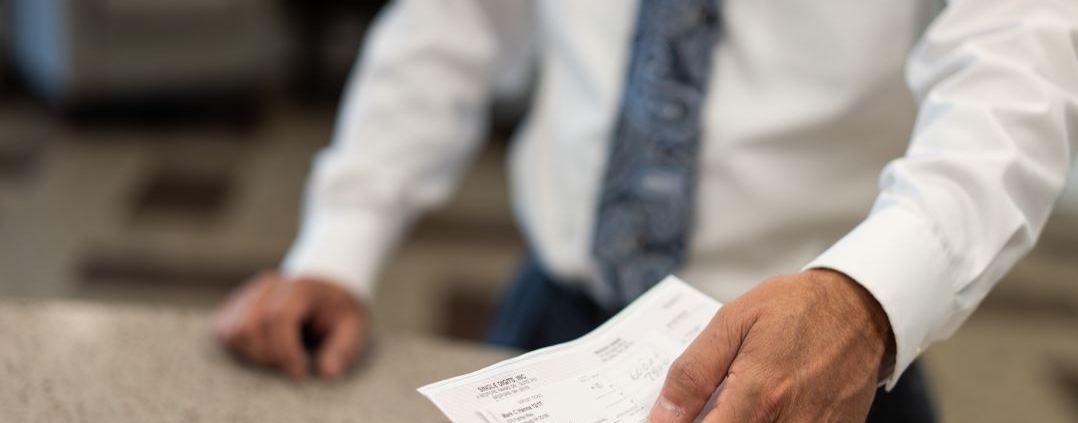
[649,269,895,423]
[213,272,369,380]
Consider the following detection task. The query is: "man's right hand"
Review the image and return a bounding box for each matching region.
[213,272,369,380]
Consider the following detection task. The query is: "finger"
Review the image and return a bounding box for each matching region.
[267,284,314,380]
[316,314,365,379]
[243,279,285,366]
[215,276,275,354]
[213,275,271,341]
[649,310,745,423]
[700,375,770,423]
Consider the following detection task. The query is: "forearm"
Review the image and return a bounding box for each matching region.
[283,0,534,297]
[808,0,1078,387]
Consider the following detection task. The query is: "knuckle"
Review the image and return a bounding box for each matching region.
[757,378,791,421]
[262,297,291,328]
[254,308,280,334]
[667,355,714,396]
[247,306,270,329]
[257,312,280,334]
[266,307,288,328]
[715,304,749,332]
[760,389,786,421]
[726,364,787,421]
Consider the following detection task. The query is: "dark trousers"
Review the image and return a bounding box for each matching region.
[486,255,937,423]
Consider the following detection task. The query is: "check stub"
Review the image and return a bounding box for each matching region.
[418,276,722,423]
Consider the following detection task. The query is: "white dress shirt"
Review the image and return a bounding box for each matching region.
[282,0,1078,388]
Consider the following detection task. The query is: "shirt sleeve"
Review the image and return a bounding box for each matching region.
[805,0,1078,390]
[281,0,534,299]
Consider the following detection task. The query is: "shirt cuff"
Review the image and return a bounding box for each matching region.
[281,209,408,301]
[803,205,956,390]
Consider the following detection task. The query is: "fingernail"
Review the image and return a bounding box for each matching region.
[648,397,680,423]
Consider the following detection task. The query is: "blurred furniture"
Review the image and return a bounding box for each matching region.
[280,0,388,104]
[8,0,284,111]
[0,299,514,422]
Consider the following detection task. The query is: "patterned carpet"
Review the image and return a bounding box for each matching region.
[0,95,1075,422]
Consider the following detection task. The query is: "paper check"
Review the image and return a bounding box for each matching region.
[418,276,722,423]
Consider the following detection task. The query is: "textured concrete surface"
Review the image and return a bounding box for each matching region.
[0,96,1075,422]
[0,299,514,423]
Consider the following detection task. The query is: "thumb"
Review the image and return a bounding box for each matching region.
[316,315,365,379]
[650,310,744,423]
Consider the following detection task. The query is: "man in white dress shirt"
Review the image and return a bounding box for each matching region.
[212,1,1078,422]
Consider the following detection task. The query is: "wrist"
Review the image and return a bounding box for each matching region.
[804,269,896,382]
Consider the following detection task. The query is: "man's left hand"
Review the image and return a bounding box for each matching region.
[649,269,895,423]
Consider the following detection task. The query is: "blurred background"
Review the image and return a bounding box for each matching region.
[0,1,1075,422]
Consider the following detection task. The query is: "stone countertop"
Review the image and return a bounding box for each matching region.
[0,300,515,423]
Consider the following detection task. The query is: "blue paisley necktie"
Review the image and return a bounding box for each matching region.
[592,0,722,308]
